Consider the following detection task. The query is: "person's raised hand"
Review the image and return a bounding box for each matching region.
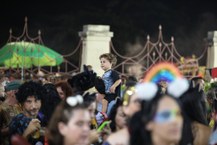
[23,119,41,138]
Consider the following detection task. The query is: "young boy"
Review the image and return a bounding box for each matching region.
[99,53,121,115]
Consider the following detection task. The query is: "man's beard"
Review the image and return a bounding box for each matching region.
[24,109,38,118]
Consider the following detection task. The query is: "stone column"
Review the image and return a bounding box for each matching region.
[79,25,113,76]
[207,31,217,68]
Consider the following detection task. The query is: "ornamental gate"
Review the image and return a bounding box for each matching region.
[111,25,206,79]
[1,18,207,80]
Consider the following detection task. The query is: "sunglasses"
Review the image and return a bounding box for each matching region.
[153,109,182,123]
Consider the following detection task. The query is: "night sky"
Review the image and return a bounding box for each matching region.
[0,0,217,65]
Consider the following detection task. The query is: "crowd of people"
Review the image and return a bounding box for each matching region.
[0,53,217,145]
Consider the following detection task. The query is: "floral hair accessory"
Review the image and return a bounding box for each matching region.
[136,82,158,100]
[167,77,189,98]
[66,95,83,106]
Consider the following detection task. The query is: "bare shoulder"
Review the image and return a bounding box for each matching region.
[106,128,129,145]
[192,122,212,145]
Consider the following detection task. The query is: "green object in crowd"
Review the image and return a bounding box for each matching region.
[97,121,111,132]
[0,41,63,68]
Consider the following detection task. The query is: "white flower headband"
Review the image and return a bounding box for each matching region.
[136,78,189,100]
[66,95,83,106]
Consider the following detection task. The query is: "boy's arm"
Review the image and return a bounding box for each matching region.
[102,99,108,113]
[109,79,121,93]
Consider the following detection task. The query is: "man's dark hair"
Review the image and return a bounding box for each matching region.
[15,81,44,104]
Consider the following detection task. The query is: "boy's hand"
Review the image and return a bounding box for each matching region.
[109,79,121,93]
[109,85,116,93]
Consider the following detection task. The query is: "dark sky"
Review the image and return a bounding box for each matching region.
[0,0,217,65]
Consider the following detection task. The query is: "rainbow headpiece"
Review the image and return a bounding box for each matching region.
[143,62,183,83]
[135,62,189,99]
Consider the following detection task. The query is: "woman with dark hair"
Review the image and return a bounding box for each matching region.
[55,81,73,100]
[129,82,191,145]
[108,97,126,132]
[103,83,142,145]
[130,93,185,145]
[181,87,208,124]
[40,83,62,125]
[83,92,97,122]
[180,87,212,145]
[47,95,91,145]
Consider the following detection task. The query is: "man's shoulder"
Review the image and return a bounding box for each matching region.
[10,113,31,129]
[14,113,25,118]
[11,113,27,122]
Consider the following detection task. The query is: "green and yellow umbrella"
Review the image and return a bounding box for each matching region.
[0,41,63,68]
